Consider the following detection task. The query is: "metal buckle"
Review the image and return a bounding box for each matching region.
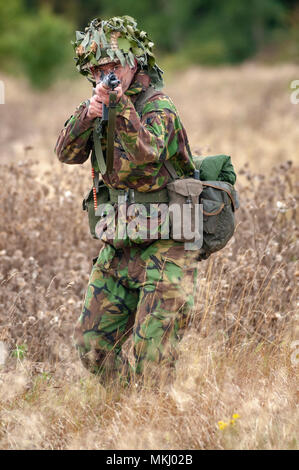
[117,189,129,204]
[129,189,135,203]
[124,189,129,202]
[115,188,135,204]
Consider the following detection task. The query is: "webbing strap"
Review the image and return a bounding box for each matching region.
[163,160,179,180]
[134,85,160,115]
[93,118,106,174]
[108,186,169,204]
[106,91,118,174]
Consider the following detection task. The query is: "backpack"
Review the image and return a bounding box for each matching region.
[164,158,239,259]
[195,179,239,259]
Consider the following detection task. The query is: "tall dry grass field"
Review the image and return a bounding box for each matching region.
[0,63,298,450]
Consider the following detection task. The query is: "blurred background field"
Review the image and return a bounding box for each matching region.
[1,0,299,173]
[1,63,299,176]
[0,0,298,451]
[1,0,299,88]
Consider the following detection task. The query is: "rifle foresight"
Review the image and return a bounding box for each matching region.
[102,72,120,90]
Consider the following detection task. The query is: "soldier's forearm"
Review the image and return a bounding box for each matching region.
[56,138,92,164]
[55,102,95,164]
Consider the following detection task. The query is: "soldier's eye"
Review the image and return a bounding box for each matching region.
[90,66,100,75]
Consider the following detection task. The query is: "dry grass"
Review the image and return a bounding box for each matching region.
[0,63,298,449]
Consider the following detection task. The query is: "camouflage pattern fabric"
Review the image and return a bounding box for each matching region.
[72,16,164,89]
[74,239,198,383]
[55,70,196,249]
[55,70,195,191]
[55,59,199,381]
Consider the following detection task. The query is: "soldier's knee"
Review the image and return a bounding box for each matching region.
[73,326,107,374]
[77,346,108,375]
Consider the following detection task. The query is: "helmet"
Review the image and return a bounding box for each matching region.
[72,16,163,88]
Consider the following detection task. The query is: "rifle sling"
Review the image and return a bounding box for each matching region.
[163,160,179,181]
[93,118,107,175]
[106,91,118,174]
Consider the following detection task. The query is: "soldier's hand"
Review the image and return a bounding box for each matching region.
[87,94,103,120]
[94,81,123,106]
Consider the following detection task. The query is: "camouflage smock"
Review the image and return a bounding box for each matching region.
[55,70,196,249]
[55,70,195,191]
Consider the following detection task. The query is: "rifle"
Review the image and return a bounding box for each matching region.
[95,72,120,122]
[92,71,120,175]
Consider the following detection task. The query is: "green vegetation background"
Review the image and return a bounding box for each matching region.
[1,0,299,88]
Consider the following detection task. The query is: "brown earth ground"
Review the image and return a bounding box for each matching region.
[0,63,298,449]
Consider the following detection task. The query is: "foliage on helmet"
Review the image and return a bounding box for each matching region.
[72,16,163,88]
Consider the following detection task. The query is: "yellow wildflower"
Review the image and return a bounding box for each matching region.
[232,413,240,420]
[218,421,228,430]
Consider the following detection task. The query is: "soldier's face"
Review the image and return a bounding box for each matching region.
[91,60,137,92]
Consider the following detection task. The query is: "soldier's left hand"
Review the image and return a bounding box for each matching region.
[94,82,123,106]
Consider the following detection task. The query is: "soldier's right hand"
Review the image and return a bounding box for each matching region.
[87,94,103,119]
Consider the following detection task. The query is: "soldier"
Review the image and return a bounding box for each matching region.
[55,16,199,385]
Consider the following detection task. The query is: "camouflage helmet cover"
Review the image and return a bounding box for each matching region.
[72,15,163,88]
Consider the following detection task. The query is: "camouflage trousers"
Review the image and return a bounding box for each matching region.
[74,239,198,384]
